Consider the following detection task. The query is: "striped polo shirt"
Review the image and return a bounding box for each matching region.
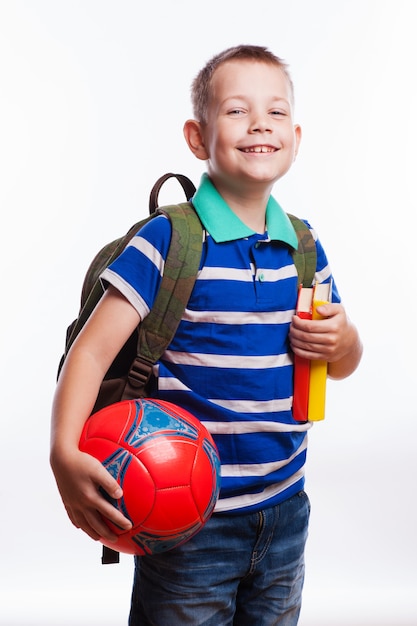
[101,174,340,514]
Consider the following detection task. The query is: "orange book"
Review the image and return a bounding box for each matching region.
[307,282,332,421]
[292,286,313,422]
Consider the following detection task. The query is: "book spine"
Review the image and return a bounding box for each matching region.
[293,289,312,422]
[307,297,329,421]
[293,352,311,422]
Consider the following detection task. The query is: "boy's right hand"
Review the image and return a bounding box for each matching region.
[51,447,132,543]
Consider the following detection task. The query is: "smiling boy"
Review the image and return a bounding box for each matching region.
[184,54,301,234]
[51,45,362,625]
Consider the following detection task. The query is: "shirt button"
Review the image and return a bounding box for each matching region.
[258,272,265,282]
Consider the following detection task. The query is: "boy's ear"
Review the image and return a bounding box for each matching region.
[183,119,209,161]
[293,124,302,160]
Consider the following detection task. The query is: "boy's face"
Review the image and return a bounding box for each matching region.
[196,60,301,195]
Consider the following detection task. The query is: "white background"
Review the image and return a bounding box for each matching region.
[1,1,416,624]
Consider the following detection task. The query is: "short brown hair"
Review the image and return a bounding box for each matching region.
[191,45,294,124]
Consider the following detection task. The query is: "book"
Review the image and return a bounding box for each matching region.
[292,286,313,422]
[307,282,332,421]
[292,282,332,422]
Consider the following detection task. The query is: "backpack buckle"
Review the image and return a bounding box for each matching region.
[126,356,154,392]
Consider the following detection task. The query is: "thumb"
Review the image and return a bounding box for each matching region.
[314,303,333,318]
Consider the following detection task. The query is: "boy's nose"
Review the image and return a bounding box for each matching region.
[249,114,272,133]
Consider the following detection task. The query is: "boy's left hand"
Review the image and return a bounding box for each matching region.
[289,302,358,366]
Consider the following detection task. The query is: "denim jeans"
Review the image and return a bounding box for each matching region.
[128,490,310,626]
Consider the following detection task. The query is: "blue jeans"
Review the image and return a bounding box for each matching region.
[128,490,310,625]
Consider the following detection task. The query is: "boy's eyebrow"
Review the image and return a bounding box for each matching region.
[220,95,291,108]
[222,95,290,104]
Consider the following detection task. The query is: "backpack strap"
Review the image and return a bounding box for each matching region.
[121,174,200,396]
[287,213,317,287]
[149,172,196,213]
[121,202,203,400]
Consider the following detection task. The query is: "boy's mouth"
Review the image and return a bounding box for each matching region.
[241,145,277,153]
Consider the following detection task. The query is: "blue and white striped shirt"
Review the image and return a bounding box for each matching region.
[101,174,340,514]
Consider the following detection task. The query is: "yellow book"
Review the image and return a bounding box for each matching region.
[307,282,331,421]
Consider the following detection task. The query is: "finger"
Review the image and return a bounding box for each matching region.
[96,488,133,531]
[292,347,329,361]
[83,508,120,543]
[64,483,130,541]
[93,466,132,529]
[100,475,123,501]
[291,331,332,350]
[67,504,104,542]
[64,505,82,532]
[291,315,331,336]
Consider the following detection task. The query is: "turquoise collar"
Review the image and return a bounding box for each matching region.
[192,174,298,247]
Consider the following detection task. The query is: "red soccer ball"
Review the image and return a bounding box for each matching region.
[79,398,221,555]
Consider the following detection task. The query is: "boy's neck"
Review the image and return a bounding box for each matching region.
[211,176,272,234]
[230,204,267,234]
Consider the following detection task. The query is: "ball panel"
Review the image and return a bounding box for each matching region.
[135,439,197,489]
[81,401,135,444]
[143,487,201,532]
[124,400,200,449]
[105,455,156,529]
[130,522,202,555]
[101,533,141,556]
[191,436,222,520]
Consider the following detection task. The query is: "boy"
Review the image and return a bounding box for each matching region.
[51,45,362,625]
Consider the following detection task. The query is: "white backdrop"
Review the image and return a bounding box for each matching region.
[1,1,416,625]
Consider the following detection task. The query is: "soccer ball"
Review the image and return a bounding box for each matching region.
[79,398,221,555]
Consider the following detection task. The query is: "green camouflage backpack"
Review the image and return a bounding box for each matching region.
[58,174,202,415]
[57,172,316,563]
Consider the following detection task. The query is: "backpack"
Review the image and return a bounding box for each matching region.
[58,173,203,415]
[57,172,317,563]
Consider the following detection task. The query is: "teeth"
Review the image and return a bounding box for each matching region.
[244,146,274,153]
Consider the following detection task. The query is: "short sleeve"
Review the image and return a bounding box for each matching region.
[100,214,172,319]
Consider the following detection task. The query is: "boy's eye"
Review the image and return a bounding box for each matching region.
[226,107,288,117]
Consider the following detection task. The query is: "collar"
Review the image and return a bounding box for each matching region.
[192,173,298,248]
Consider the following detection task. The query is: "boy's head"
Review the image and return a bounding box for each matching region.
[191,45,294,125]
[184,44,301,195]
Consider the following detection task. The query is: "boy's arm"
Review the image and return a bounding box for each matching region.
[290,302,363,380]
[50,286,140,543]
